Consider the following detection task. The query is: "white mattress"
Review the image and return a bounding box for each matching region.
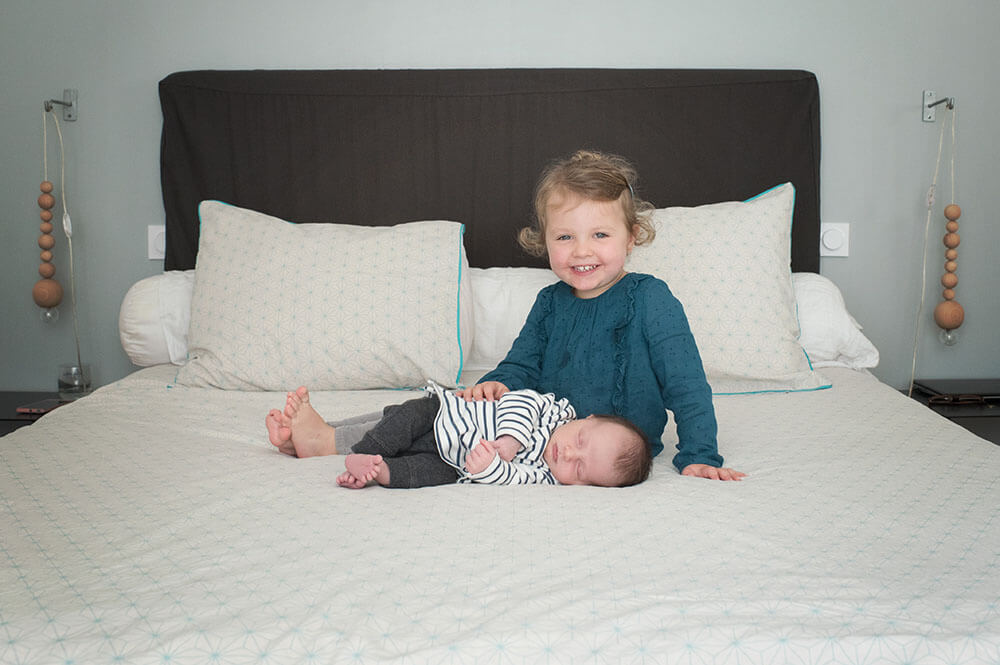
[3,366,999,664]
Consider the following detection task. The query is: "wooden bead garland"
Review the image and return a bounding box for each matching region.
[33,180,63,308]
[933,204,964,331]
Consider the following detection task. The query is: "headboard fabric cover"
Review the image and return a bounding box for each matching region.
[159,69,820,271]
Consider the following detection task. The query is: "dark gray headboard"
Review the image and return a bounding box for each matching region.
[159,69,820,271]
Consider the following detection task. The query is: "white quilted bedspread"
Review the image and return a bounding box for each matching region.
[2,366,999,664]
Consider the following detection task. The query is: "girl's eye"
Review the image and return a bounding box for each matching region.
[556,234,571,241]
[594,232,608,239]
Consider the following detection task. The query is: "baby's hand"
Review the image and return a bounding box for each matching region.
[490,435,522,462]
[681,464,746,481]
[465,439,498,474]
[456,381,509,402]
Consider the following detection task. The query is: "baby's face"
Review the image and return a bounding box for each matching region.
[543,416,629,486]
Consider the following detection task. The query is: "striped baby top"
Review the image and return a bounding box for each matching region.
[428,382,576,484]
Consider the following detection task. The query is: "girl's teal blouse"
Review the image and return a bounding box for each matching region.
[480,272,722,470]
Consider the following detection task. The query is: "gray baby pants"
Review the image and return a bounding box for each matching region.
[329,395,458,489]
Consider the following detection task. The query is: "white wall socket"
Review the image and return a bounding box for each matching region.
[819,223,850,257]
[147,225,166,260]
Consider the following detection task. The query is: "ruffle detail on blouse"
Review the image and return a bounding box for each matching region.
[536,286,556,317]
[611,274,642,416]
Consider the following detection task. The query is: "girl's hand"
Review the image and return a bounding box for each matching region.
[465,439,498,474]
[456,381,510,401]
[681,464,746,481]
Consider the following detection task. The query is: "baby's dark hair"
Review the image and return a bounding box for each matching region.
[591,414,653,487]
[519,149,656,257]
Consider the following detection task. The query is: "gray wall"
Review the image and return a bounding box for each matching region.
[2,0,998,392]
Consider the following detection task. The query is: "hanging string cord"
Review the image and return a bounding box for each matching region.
[47,110,85,377]
[908,107,955,397]
[950,107,957,204]
[42,111,49,181]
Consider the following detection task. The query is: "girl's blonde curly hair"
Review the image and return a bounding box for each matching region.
[518,150,656,257]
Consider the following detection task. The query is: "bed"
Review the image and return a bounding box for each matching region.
[3,69,999,665]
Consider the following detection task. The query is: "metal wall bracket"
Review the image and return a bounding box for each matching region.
[923,90,936,122]
[43,89,78,121]
[63,89,78,121]
[923,90,955,123]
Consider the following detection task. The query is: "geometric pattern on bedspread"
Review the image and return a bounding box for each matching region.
[2,366,999,664]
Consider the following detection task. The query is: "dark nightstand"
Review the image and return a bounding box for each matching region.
[0,391,63,436]
[911,379,1000,445]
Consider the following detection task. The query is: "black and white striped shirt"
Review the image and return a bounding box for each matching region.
[428,382,576,484]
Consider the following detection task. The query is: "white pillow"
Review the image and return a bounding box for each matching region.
[118,270,194,367]
[175,201,470,390]
[793,272,879,369]
[627,183,828,394]
[117,268,878,379]
[465,267,559,371]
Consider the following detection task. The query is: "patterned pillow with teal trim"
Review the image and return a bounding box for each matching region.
[176,201,469,390]
[627,183,828,394]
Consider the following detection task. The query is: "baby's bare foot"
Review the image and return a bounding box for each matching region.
[283,386,338,457]
[336,470,369,489]
[265,409,296,456]
[343,453,389,487]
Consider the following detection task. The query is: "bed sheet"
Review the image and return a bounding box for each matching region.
[2,366,999,664]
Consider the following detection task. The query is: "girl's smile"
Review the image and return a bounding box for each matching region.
[544,192,635,299]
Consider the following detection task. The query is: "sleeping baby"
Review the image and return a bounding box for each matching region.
[265,382,651,489]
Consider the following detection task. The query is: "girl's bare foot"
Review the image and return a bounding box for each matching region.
[265,409,296,456]
[280,387,338,457]
[341,453,390,487]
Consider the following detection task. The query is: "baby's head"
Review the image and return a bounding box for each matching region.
[544,413,652,487]
[518,150,656,258]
